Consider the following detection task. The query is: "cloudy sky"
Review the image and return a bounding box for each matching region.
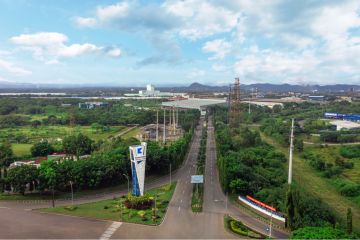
[0,0,359,86]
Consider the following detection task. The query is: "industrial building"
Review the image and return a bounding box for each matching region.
[78,102,108,109]
[162,98,226,115]
[137,108,184,143]
[125,84,185,98]
[329,120,360,131]
[308,95,325,101]
[324,112,360,122]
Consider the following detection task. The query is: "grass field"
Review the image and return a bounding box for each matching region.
[121,127,139,139]
[0,125,127,144]
[11,143,33,156]
[38,182,177,225]
[260,133,360,232]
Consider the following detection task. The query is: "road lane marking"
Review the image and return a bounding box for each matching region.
[178,206,181,211]
[99,222,122,240]
[0,207,10,209]
[180,199,183,203]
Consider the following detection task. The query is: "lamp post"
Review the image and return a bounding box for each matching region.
[123,173,130,195]
[269,211,273,238]
[169,163,172,187]
[69,180,74,206]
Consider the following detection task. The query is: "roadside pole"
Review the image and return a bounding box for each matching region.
[69,180,74,205]
[269,212,273,238]
[123,173,129,195]
[169,163,172,187]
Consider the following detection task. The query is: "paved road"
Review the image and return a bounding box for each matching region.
[0,116,289,239]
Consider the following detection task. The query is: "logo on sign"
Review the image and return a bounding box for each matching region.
[136,147,143,156]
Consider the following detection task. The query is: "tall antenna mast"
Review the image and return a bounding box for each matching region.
[288,118,295,185]
[163,109,166,144]
[229,77,241,128]
[156,110,159,142]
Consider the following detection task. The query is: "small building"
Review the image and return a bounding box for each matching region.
[79,102,108,109]
[308,95,325,101]
[324,112,360,122]
[330,120,360,131]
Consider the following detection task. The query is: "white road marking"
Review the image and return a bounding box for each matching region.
[0,207,10,209]
[182,190,185,194]
[99,222,122,240]
[180,199,183,203]
[178,206,181,211]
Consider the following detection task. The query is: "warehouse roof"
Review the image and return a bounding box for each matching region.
[162,98,226,110]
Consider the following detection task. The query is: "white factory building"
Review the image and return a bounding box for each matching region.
[125,84,184,97]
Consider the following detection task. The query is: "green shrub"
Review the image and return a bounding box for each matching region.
[64,205,78,211]
[124,194,154,209]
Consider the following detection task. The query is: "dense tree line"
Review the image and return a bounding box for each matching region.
[1,129,194,195]
[0,98,199,130]
[212,106,337,232]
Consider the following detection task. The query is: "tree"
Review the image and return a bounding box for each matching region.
[31,120,42,128]
[294,139,304,152]
[7,165,39,195]
[347,208,352,234]
[31,140,55,157]
[39,160,58,207]
[63,133,94,159]
[0,141,14,168]
[290,226,355,239]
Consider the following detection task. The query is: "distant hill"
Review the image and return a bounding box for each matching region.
[183,82,360,93]
[0,81,35,89]
[0,80,359,93]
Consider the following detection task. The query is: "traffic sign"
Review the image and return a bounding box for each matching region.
[191,175,204,183]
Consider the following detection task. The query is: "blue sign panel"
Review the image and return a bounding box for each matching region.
[191,175,204,183]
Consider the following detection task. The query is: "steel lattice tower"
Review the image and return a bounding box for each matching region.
[229,77,241,128]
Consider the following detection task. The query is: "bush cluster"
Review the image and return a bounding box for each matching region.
[124,194,154,210]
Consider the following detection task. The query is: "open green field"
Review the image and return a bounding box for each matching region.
[38,182,176,225]
[260,133,360,232]
[0,125,127,143]
[11,143,33,156]
[121,127,139,139]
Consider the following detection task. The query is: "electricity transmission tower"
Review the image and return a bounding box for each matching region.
[229,77,241,128]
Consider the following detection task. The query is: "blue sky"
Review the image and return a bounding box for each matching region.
[0,0,359,86]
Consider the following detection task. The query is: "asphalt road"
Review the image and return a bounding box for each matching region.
[0,116,289,239]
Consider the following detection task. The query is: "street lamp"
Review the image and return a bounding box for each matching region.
[69,180,74,206]
[123,173,130,195]
[169,163,172,187]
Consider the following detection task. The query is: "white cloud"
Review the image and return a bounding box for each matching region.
[202,39,232,60]
[164,0,241,40]
[187,68,205,79]
[10,32,121,62]
[106,47,122,57]
[0,59,32,76]
[311,2,360,40]
[73,17,97,27]
[11,32,68,46]
[212,63,229,72]
[234,48,320,79]
[96,1,129,22]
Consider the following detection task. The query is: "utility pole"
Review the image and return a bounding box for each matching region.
[163,109,166,144]
[269,211,273,238]
[156,110,159,142]
[169,163,172,186]
[123,173,129,195]
[288,118,295,185]
[69,180,74,206]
